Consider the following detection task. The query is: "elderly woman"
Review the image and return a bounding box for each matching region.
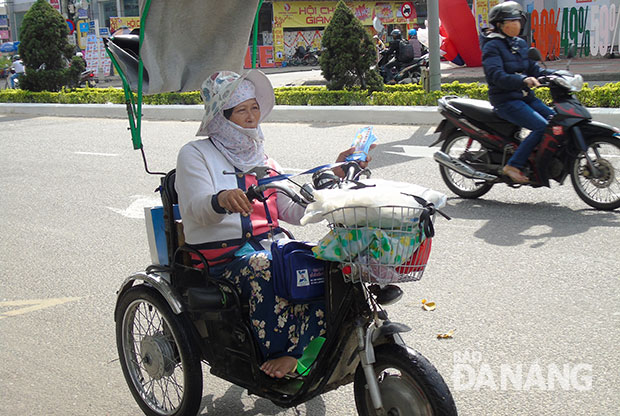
[175,70,365,378]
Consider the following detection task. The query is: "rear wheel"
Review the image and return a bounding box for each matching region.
[439,131,494,198]
[570,136,620,210]
[354,344,457,416]
[116,285,203,416]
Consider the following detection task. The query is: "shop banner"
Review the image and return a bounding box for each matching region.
[474,0,500,29]
[272,1,417,28]
[530,0,619,58]
[110,16,140,34]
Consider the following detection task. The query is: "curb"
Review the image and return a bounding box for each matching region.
[0,102,618,126]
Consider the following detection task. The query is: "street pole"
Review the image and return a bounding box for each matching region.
[427,0,441,91]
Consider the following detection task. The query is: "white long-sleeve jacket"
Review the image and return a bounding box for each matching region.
[175,138,305,252]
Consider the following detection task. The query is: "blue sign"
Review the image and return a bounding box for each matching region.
[79,22,90,33]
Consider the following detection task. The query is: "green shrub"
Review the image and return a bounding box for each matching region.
[18,0,76,91]
[320,0,383,91]
[1,83,619,107]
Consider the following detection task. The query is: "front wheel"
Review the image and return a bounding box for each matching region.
[439,131,494,198]
[116,285,203,416]
[570,136,620,210]
[354,344,457,416]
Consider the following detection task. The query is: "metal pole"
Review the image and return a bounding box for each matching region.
[427,0,441,91]
[252,0,264,69]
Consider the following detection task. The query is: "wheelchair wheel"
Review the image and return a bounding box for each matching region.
[116,285,203,416]
[354,344,457,415]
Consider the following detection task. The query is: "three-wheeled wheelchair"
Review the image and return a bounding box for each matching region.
[106,2,457,414]
[114,166,458,416]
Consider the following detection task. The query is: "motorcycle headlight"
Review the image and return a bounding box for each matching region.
[569,74,584,91]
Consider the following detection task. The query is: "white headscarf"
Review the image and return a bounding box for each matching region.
[206,80,267,171]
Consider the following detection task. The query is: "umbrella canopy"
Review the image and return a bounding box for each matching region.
[138,0,261,94]
[0,42,20,53]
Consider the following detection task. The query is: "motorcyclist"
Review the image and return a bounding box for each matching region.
[382,28,415,83]
[407,29,425,59]
[480,1,555,183]
[76,51,87,68]
[9,55,24,88]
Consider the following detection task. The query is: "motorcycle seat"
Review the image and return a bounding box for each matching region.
[448,98,504,123]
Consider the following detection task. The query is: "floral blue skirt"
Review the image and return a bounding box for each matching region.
[210,250,327,361]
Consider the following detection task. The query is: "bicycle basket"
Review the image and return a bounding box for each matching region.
[318,206,433,284]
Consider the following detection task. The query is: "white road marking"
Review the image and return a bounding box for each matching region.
[107,195,162,219]
[424,126,437,135]
[74,151,118,157]
[385,145,437,158]
[0,297,81,319]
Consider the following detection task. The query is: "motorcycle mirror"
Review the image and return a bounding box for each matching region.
[565,44,577,70]
[527,47,543,62]
[373,17,384,33]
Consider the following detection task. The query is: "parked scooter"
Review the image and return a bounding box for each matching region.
[115,161,457,416]
[79,69,98,88]
[431,47,620,210]
[290,45,320,66]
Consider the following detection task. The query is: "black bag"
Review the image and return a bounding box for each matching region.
[398,39,414,62]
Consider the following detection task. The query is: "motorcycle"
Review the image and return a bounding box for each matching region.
[431,47,620,211]
[377,50,429,84]
[289,45,320,66]
[79,69,98,88]
[114,161,457,416]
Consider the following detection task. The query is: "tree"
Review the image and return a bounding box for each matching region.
[18,0,79,91]
[319,0,383,91]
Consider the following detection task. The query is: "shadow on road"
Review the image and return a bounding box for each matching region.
[199,384,326,415]
[444,198,620,247]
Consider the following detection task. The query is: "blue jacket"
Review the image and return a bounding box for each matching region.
[480,32,551,107]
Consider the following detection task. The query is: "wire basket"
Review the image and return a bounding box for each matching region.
[320,206,433,284]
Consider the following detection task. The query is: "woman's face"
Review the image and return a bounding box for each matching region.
[228,98,261,128]
[501,20,521,37]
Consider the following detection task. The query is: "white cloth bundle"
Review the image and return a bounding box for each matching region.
[300,179,447,226]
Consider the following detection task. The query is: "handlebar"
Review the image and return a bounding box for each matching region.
[243,161,368,207]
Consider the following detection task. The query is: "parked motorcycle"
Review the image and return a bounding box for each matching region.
[289,45,320,66]
[79,69,98,88]
[431,48,620,210]
[377,50,429,84]
[115,161,457,416]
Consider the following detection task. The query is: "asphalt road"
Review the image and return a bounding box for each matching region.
[1,115,619,416]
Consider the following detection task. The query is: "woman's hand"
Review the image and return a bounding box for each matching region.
[333,144,377,178]
[523,76,540,88]
[217,189,253,215]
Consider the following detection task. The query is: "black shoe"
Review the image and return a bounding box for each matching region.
[369,284,403,305]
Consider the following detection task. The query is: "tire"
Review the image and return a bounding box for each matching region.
[87,79,97,88]
[116,285,203,416]
[307,55,319,66]
[570,136,620,210]
[439,131,494,199]
[354,344,457,416]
